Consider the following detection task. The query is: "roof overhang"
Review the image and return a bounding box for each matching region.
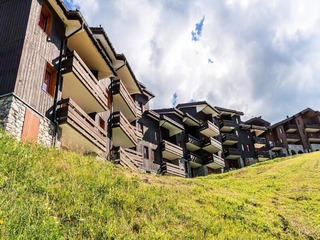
[160,115,184,136]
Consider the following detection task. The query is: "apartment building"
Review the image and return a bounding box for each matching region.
[267,108,320,156]
[1,0,319,178]
[0,0,116,158]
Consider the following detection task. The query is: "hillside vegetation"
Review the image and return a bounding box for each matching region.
[0,131,319,239]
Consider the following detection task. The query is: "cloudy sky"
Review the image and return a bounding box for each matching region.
[64,0,319,123]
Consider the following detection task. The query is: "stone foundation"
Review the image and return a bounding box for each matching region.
[311,144,320,151]
[288,144,304,155]
[0,94,59,147]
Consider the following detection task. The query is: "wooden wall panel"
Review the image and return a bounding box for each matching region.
[14,0,65,116]
[0,0,32,95]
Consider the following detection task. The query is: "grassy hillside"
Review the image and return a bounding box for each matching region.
[0,131,319,239]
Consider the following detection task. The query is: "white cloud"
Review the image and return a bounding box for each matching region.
[65,0,320,123]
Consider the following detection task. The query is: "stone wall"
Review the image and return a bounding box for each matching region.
[311,144,320,151]
[0,94,59,147]
[288,144,304,155]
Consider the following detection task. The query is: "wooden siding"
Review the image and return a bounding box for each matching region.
[14,0,65,116]
[0,0,32,95]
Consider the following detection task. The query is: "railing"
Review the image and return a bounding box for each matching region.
[307,133,320,139]
[203,137,222,150]
[166,162,185,177]
[62,51,108,110]
[220,119,237,127]
[269,141,283,148]
[113,147,143,170]
[110,79,138,118]
[257,151,269,159]
[284,123,297,132]
[224,148,242,156]
[111,111,137,145]
[162,140,183,157]
[222,133,239,141]
[305,123,320,130]
[286,133,300,139]
[187,153,203,165]
[253,136,266,144]
[203,154,225,168]
[57,98,107,151]
[200,120,219,135]
[186,134,201,147]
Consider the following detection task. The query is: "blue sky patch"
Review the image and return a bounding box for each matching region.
[63,0,79,10]
[191,16,205,41]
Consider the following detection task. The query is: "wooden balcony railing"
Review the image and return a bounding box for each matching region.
[110,79,138,120]
[57,98,107,152]
[200,120,220,137]
[165,162,185,177]
[286,133,300,139]
[186,134,201,148]
[307,133,320,139]
[305,124,320,131]
[112,147,143,170]
[162,140,183,159]
[203,154,225,168]
[111,111,137,146]
[187,153,203,165]
[203,137,222,151]
[253,136,267,144]
[222,133,239,141]
[284,123,298,133]
[62,51,108,110]
[224,148,241,157]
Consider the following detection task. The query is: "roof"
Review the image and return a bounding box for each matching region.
[153,108,184,119]
[245,116,271,127]
[269,107,320,129]
[176,101,219,116]
[215,106,244,116]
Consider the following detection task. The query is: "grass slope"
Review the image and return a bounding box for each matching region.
[0,131,319,239]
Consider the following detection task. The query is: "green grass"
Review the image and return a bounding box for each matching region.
[0,130,319,239]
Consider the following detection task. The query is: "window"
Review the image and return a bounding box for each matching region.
[235,130,238,136]
[151,149,156,161]
[143,146,149,159]
[39,2,52,36]
[279,128,283,134]
[99,117,105,130]
[155,130,160,141]
[106,89,111,109]
[42,63,57,97]
[246,145,250,152]
[241,144,245,151]
[137,122,143,133]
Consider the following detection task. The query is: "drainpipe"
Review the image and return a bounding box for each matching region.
[52,38,66,147]
[107,77,115,160]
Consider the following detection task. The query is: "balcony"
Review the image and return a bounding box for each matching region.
[269,141,283,151]
[160,115,184,137]
[203,137,222,153]
[187,153,203,168]
[162,140,183,160]
[110,79,138,122]
[185,134,201,151]
[61,51,108,113]
[220,119,237,132]
[224,148,241,160]
[307,133,320,143]
[204,154,225,169]
[222,133,238,145]
[284,123,298,133]
[56,98,107,154]
[286,133,300,143]
[253,136,266,149]
[165,162,185,177]
[200,121,220,137]
[305,124,320,133]
[257,151,269,161]
[111,111,138,148]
